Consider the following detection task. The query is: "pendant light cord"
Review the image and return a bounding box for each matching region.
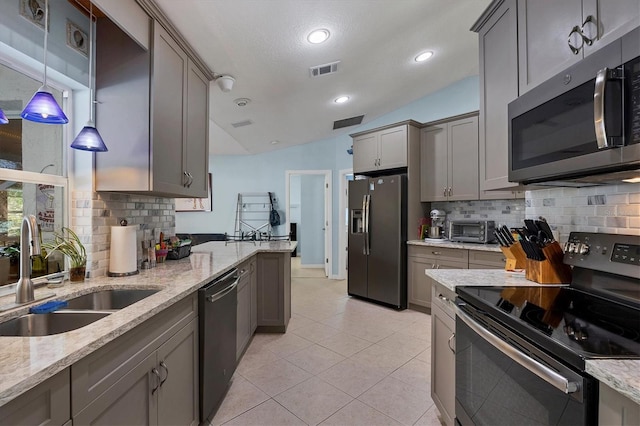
[89,1,94,123]
[43,0,49,87]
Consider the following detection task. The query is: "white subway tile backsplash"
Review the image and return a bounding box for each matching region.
[71,192,175,278]
[526,184,637,241]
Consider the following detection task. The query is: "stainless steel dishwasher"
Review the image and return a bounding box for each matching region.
[199,268,238,423]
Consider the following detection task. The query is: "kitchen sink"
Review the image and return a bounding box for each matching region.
[64,289,159,311]
[0,312,111,337]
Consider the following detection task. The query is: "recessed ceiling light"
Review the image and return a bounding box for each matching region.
[307,29,330,44]
[270,140,279,145]
[415,51,434,62]
[334,96,350,104]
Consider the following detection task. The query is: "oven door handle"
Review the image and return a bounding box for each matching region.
[456,307,580,394]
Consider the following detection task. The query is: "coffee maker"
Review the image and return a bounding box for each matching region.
[429,209,446,239]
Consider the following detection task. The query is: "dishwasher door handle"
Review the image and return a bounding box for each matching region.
[456,307,580,394]
[206,279,239,303]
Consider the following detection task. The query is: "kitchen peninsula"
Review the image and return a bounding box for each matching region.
[0,241,295,424]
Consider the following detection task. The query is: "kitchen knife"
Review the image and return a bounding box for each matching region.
[535,220,554,242]
[494,230,507,247]
[524,219,539,236]
[501,225,516,244]
[498,226,513,246]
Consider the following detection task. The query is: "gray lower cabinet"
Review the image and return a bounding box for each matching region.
[74,351,158,425]
[407,246,468,311]
[599,383,640,426]
[256,252,291,332]
[431,283,456,426]
[0,368,70,425]
[420,113,479,202]
[237,262,252,360]
[468,250,506,269]
[250,257,258,333]
[72,293,198,426]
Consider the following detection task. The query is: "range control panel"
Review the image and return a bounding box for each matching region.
[563,232,640,278]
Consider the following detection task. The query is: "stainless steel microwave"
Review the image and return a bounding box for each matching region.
[508,28,640,185]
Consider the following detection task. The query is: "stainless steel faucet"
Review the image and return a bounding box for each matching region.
[15,215,41,304]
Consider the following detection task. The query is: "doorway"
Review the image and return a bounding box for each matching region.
[285,170,332,278]
[338,169,353,280]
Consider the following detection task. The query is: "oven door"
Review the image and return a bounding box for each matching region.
[455,305,598,426]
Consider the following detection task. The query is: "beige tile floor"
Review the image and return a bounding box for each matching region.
[211,260,443,426]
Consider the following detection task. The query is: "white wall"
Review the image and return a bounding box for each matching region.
[176,75,481,275]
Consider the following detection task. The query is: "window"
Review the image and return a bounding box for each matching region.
[0,61,69,288]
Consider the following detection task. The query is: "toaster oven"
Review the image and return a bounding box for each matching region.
[449,220,496,243]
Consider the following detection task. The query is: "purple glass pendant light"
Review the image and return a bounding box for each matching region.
[71,0,107,151]
[0,108,8,124]
[21,0,69,124]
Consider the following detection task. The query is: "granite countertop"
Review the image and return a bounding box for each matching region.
[425,268,640,406]
[407,239,502,252]
[0,241,296,408]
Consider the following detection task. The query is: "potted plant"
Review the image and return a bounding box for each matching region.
[43,227,87,282]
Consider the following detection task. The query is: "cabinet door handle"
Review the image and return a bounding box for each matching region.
[568,25,583,55]
[151,368,161,395]
[443,188,447,197]
[432,263,436,269]
[159,361,169,386]
[448,333,456,353]
[438,294,450,303]
[580,15,596,46]
[448,187,452,197]
[183,171,190,187]
[187,172,194,187]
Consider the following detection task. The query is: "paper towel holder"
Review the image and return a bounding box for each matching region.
[107,221,140,277]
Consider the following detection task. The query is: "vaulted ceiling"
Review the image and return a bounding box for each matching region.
[154,0,491,155]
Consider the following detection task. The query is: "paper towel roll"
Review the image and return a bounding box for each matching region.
[108,225,139,276]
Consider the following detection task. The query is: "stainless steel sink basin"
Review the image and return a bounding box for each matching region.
[0,312,111,336]
[65,289,159,311]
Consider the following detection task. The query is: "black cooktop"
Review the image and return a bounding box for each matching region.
[456,285,640,370]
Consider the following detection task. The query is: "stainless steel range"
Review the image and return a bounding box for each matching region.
[455,232,639,425]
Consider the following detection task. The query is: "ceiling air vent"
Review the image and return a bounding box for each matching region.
[309,61,340,78]
[333,115,364,130]
[231,119,253,128]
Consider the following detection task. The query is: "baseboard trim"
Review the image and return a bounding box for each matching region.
[299,264,324,269]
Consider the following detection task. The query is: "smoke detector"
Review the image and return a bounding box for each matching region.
[215,75,235,92]
[234,98,251,107]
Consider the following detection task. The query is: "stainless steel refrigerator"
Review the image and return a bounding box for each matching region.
[348,174,407,309]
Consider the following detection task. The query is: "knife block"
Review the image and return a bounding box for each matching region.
[499,242,527,270]
[525,242,572,284]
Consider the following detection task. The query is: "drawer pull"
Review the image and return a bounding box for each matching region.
[438,294,450,303]
[432,251,441,255]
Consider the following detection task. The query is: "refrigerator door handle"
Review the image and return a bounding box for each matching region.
[364,194,371,255]
[362,194,368,255]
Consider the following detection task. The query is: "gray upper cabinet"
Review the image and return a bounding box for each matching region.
[474,0,520,193]
[95,11,210,198]
[352,133,378,174]
[352,124,414,174]
[420,113,479,202]
[517,0,640,94]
